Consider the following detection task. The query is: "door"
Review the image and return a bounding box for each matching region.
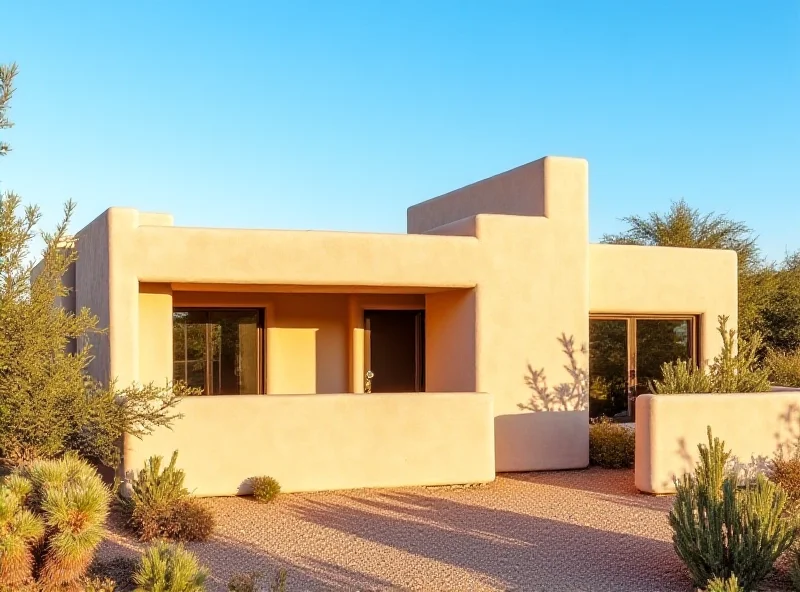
[364,310,425,393]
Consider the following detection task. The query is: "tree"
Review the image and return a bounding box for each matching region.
[602,198,776,343]
[0,63,195,468]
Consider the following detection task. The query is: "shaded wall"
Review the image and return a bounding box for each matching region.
[635,392,800,494]
[123,392,495,496]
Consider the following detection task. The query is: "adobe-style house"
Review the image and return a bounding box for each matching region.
[64,156,737,495]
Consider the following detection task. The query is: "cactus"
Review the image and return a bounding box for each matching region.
[669,427,796,590]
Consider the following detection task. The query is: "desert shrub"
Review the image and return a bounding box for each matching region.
[228,569,288,592]
[770,448,800,510]
[651,316,770,395]
[122,451,214,542]
[588,418,635,469]
[669,428,795,590]
[83,575,119,591]
[705,575,743,592]
[650,359,712,394]
[251,476,281,503]
[765,348,800,388]
[0,454,111,590]
[133,541,208,592]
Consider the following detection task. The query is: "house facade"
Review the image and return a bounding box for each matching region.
[65,156,737,495]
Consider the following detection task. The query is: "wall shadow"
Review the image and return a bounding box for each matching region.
[518,333,588,412]
[98,488,689,592]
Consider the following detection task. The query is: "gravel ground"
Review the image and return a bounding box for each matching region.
[99,468,792,592]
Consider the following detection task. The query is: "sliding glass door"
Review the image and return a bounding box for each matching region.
[589,315,697,420]
[173,309,262,395]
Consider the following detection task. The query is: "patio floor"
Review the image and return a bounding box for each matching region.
[99,467,791,591]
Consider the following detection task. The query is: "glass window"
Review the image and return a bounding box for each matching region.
[589,315,696,420]
[172,309,261,395]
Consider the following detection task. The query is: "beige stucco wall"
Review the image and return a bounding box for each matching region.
[69,154,740,491]
[635,392,800,494]
[124,392,495,496]
[589,244,739,364]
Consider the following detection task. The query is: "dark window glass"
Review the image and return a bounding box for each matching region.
[589,319,629,418]
[172,309,260,394]
[635,319,691,394]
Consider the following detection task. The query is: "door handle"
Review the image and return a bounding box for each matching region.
[365,370,374,394]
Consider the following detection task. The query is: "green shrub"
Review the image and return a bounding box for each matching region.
[669,428,796,590]
[650,359,712,394]
[0,454,111,590]
[133,541,208,592]
[650,316,770,394]
[588,418,635,469]
[705,575,743,592]
[228,569,288,592]
[250,476,281,503]
[765,348,800,388]
[122,451,214,542]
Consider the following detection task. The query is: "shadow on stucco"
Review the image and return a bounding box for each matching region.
[518,333,588,413]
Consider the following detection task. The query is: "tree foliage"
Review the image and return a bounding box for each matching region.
[0,63,195,468]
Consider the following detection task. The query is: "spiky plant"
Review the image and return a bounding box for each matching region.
[123,451,188,513]
[133,541,208,592]
[37,475,111,588]
[1,455,111,589]
[0,486,45,587]
[705,575,743,592]
[669,427,796,589]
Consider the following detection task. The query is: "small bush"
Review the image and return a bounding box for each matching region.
[670,428,796,590]
[122,451,214,542]
[589,418,635,469]
[765,348,800,388]
[228,569,287,592]
[651,315,770,394]
[770,449,800,509]
[250,476,281,503]
[705,575,743,592]
[133,541,208,592]
[0,454,111,590]
[791,549,800,591]
[129,497,215,543]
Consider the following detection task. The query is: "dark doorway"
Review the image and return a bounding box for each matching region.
[364,310,425,393]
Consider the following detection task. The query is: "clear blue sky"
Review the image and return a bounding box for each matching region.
[3,1,799,261]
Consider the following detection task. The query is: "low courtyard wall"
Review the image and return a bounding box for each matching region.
[635,390,800,494]
[123,392,495,496]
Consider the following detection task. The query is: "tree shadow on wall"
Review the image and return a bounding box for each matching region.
[518,333,588,412]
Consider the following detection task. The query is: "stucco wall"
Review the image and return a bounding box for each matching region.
[68,154,740,486]
[635,392,800,494]
[123,392,495,496]
[589,244,739,364]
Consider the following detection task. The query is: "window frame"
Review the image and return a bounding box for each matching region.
[172,307,265,395]
[588,313,700,395]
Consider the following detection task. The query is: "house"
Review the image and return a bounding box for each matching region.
[64,156,737,495]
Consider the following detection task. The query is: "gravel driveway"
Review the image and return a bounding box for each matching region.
[99,468,790,591]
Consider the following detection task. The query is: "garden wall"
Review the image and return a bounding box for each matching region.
[635,390,800,494]
[123,392,495,496]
